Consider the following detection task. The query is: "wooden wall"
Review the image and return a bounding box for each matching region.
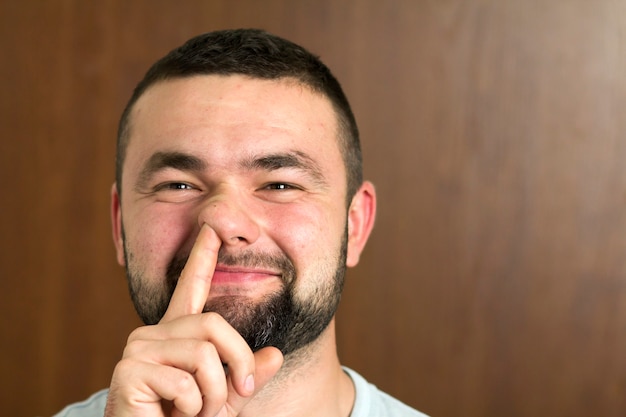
[1,1,625,416]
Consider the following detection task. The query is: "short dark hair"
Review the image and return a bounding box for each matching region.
[116,29,362,204]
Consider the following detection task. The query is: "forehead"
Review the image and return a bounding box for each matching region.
[123,75,346,179]
[130,75,339,146]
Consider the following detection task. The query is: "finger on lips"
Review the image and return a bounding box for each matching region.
[157,225,258,400]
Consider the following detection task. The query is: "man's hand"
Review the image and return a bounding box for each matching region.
[105,224,284,417]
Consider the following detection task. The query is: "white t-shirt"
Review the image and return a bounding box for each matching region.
[343,368,428,417]
[52,367,429,417]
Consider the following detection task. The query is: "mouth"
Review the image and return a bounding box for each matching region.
[211,264,282,285]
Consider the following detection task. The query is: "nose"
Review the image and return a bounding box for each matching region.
[197,192,260,247]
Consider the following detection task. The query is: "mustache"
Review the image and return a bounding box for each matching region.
[165,249,296,292]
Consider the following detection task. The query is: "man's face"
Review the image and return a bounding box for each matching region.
[112,75,369,355]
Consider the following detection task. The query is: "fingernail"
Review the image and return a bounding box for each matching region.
[244,374,255,394]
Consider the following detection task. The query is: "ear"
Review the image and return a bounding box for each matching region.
[346,181,377,267]
[110,183,126,266]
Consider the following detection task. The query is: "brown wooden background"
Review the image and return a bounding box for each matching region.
[1,1,625,416]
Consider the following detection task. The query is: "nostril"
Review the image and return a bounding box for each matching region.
[225,235,246,244]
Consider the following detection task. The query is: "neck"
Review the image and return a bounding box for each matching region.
[241,320,355,417]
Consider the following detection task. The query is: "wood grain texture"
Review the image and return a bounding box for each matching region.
[1,1,624,416]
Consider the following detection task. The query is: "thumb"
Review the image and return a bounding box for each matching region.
[250,346,284,391]
[223,347,284,415]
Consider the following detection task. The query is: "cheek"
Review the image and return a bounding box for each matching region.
[265,202,346,268]
[124,204,196,272]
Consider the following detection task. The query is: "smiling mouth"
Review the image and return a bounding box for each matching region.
[211,265,282,285]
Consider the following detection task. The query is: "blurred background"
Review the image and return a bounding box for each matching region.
[1,1,625,416]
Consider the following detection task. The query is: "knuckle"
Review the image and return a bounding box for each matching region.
[173,371,197,393]
[126,325,150,343]
[198,311,226,328]
[195,341,218,359]
[112,357,138,379]
[122,338,148,358]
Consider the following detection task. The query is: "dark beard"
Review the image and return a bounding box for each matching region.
[125,232,347,356]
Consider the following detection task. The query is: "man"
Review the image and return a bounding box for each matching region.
[54,29,428,417]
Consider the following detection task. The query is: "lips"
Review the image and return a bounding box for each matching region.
[211,265,281,285]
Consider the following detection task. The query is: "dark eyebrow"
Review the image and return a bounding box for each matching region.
[241,151,328,186]
[136,151,206,189]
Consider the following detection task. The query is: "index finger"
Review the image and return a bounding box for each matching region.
[161,224,221,322]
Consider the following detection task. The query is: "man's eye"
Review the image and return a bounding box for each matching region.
[150,182,201,203]
[156,182,195,191]
[265,183,295,190]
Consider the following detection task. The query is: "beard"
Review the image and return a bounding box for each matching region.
[124,229,347,356]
